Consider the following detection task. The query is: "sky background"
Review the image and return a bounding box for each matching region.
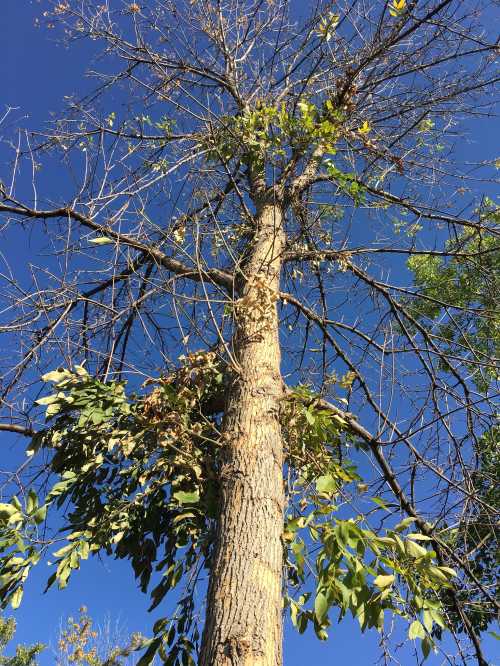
[1,1,498,665]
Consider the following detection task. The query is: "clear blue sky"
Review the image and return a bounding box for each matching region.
[1,2,498,665]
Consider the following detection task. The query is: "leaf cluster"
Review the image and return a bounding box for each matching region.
[0,615,43,666]
[1,373,459,663]
[282,391,456,659]
[407,219,499,391]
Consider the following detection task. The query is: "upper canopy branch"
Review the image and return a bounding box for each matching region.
[287,174,499,235]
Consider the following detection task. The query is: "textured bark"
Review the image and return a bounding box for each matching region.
[199,203,285,666]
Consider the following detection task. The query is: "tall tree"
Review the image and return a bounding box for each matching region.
[0,2,498,665]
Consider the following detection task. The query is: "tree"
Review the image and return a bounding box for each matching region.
[0,614,43,666]
[0,1,498,665]
[55,606,150,665]
[0,607,149,666]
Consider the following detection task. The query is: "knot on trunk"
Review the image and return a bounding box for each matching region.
[223,634,257,665]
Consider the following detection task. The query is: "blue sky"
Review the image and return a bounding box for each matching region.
[1,2,498,665]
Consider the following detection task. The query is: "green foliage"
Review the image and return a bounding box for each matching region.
[438,426,499,635]
[206,98,343,169]
[1,354,226,665]
[407,208,499,635]
[282,389,455,658]
[204,97,370,211]
[0,615,44,666]
[0,489,44,612]
[1,373,458,662]
[324,162,367,206]
[407,215,499,391]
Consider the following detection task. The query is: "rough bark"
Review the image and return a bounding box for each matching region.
[199,203,285,666]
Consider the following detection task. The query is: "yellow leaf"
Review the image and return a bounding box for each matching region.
[316,13,340,41]
[173,227,186,243]
[89,236,114,245]
[389,0,406,16]
[41,369,72,383]
[359,120,371,135]
[11,586,24,610]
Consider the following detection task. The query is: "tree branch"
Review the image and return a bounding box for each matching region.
[0,201,234,293]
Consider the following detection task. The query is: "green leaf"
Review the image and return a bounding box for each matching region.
[62,471,77,480]
[405,539,428,559]
[53,544,73,558]
[427,566,450,583]
[173,491,199,505]
[394,517,417,532]
[421,636,432,660]
[26,489,38,514]
[436,566,456,578]
[44,572,57,592]
[56,563,71,589]
[314,590,329,623]
[316,474,336,495]
[153,618,168,635]
[32,505,47,525]
[172,512,197,524]
[46,402,63,418]
[429,608,446,628]
[408,619,426,640]
[11,495,22,511]
[297,612,308,634]
[137,638,162,666]
[304,408,316,425]
[373,574,395,589]
[0,503,19,522]
[46,478,74,501]
[370,496,391,511]
[35,394,60,406]
[422,609,433,633]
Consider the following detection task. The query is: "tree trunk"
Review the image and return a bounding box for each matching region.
[200,203,285,666]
